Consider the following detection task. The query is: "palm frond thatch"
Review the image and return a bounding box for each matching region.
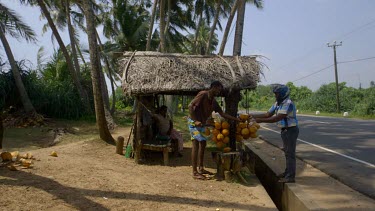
[120,51,262,96]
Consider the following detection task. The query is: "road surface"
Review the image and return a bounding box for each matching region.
[257,114,375,199]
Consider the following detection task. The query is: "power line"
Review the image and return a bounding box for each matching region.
[291,64,334,82]
[275,18,375,72]
[338,56,375,64]
[336,19,375,41]
[291,56,375,83]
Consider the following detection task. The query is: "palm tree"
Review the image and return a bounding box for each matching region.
[82,0,115,144]
[219,0,262,56]
[233,0,263,55]
[183,22,218,54]
[0,3,36,113]
[205,0,222,55]
[64,0,82,78]
[218,0,239,55]
[226,0,262,151]
[21,0,91,113]
[146,0,158,51]
[159,0,166,52]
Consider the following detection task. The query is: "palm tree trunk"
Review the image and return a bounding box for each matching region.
[193,13,202,55]
[159,0,166,53]
[206,0,222,55]
[96,32,116,115]
[0,29,35,113]
[95,33,110,109]
[224,90,241,151]
[37,0,91,113]
[65,0,81,78]
[146,0,158,51]
[164,0,171,35]
[82,0,115,144]
[76,42,86,64]
[98,60,116,130]
[218,0,239,56]
[233,0,246,56]
[108,63,116,114]
[0,114,3,149]
[225,0,246,151]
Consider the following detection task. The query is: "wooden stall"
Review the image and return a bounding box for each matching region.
[119,51,262,165]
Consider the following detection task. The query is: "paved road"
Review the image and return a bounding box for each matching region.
[257,115,375,199]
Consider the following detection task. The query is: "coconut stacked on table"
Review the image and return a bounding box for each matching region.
[236,114,260,141]
[208,114,260,152]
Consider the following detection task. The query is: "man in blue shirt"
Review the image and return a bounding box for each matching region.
[250,84,299,183]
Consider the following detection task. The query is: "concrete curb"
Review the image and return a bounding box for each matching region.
[243,141,323,211]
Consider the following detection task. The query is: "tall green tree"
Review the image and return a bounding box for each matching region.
[146,0,158,50]
[21,0,91,113]
[0,3,36,113]
[218,0,239,55]
[219,0,262,55]
[183,21,218,54]
[82,0,115,144]
[193,0,215,55]
[226,0,262,150]
[205,0,222,55]
[233,0,262,56]
[159,0,166,52]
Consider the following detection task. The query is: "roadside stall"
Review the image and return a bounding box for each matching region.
[120,51,261,166]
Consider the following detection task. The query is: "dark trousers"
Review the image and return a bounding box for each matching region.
[281,126,299,179]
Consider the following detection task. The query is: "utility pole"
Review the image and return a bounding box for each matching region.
[327,41,342,113]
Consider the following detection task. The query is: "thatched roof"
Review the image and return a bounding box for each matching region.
[120,51,262,96]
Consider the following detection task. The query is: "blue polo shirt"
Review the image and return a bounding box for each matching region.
[268,98,298,128]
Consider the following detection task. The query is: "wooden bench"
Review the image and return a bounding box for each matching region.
[141,136,173,166]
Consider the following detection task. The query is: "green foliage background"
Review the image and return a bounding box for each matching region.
[240,82,375,117]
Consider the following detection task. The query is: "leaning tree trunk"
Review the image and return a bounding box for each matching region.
[206,0,222,55]
[159,0,166,53]
[96,32,115,114]
[95,30,116,129]
[98,60,116,130]
[218,0,239,56]
[82,0,115,144]
[146,0,158,51]
[0,30,35,113]
[164,0,171,35]
[65,0,81,79]
[193,13,203,55]
[225,0,246,151]
[37,0,91,114]
[233,0,246,56]
[76,43,86,64]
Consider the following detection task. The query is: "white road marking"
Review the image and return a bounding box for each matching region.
[261,126,375,168]
[303,120,330,124]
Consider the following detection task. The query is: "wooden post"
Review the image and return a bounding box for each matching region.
[163,148,169,166]
[224,90,241,151]
[134,96,142,164]
[116,136,124,155]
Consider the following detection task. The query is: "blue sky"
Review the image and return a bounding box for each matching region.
[2,0,375,91]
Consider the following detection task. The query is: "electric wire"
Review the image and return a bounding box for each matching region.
[275,19,375,72]
[291,56,375,82]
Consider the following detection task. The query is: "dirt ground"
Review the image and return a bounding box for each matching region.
[0,123,276,210]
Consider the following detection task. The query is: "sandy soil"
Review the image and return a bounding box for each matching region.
[0,127,276,211]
